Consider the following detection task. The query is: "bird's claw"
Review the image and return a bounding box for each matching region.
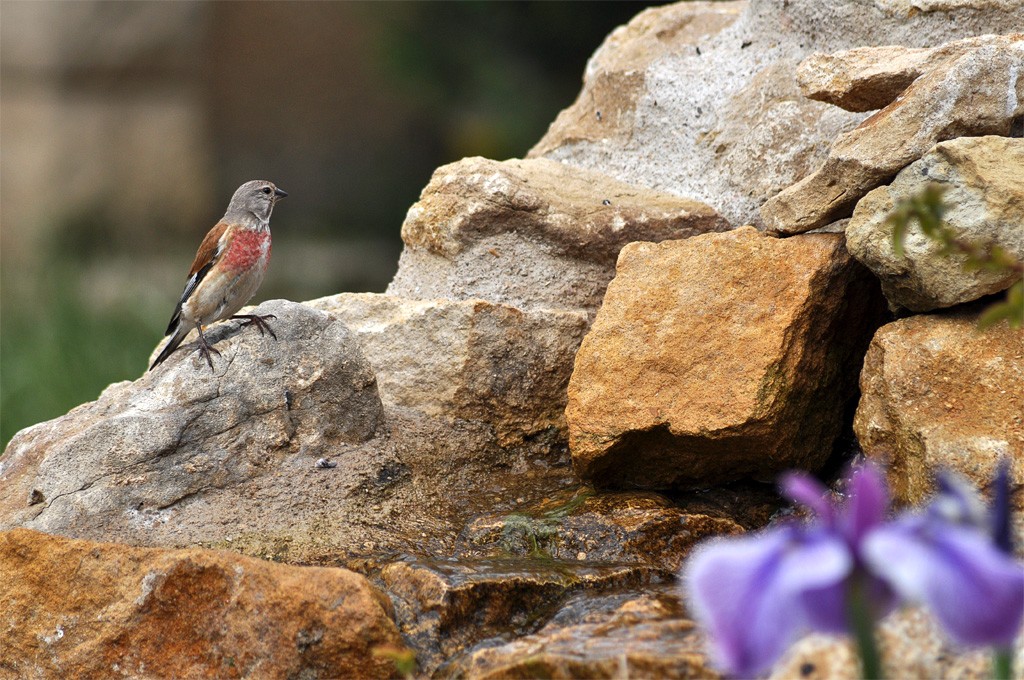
[232,314,277,340]
[195,340,221,371]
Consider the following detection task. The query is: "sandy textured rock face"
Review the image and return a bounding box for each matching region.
[530,0,1021,229]
[854,311,1024,507]
[762,35,1024,235]
[386,157,729,313]
[567,227,887,489]
[770,606,1006,680]
[0,528,403,680]
[306,292,589,446]
[796,34,1020,112]
[846,136,1024,312]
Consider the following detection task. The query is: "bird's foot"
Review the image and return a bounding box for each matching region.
[195,334,221,371]
[232,313,278,340]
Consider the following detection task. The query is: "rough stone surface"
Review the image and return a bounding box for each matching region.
[381,558,669,674]
[0,299,381,540]
[846,136,1024,312]
[531,0,1022,229]
[447,585,717,680]
[386,157,729,314]
[458,485,781,571]
[762,35,1024,235]
[769,606,1015,680]
[0,528,403,680]
[567,227,887,489]
[0,298,579,564]
[306,292,589,445]
[796,34,1021,112]
[854,310,1024,507]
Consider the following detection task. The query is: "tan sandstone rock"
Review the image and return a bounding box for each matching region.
[770,606,1016,679]
[762,34,1024,235]
[846,135,1024,312]
[567,227,887,489]
[386,157,729,313]
[306,292,589,446]
[0,528,403,679]
[855,311,1024,507]
[796,34,1022,112]
[531,0,1020,229]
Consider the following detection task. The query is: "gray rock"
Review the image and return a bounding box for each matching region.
[0,298,582,564]
[530,0,1022,229]
[386,157,728,314]
[796,34,1022,112]
[846,136,1024,311]
[0,300,384,546]
[761,35,1024,235]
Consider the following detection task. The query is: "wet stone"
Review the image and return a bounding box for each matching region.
[379,556,670,674]
[456,485,781,571]
[444,583,719,679]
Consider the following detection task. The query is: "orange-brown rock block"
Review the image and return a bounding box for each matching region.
[567,227,886,489]
[0,528,404,679]
[855,311,1024,506]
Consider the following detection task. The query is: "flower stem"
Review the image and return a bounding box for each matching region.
[993,647,1013,680]
[847,578,883,680]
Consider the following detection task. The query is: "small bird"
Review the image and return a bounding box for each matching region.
[149,180,287,371]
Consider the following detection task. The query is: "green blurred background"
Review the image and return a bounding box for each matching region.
[1,1,661,448]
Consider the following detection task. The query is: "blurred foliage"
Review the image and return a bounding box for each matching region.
[372,644,417,679]
[888,183,1024,329]
[0,263,160,447]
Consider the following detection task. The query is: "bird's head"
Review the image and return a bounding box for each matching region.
[225,180,288,225]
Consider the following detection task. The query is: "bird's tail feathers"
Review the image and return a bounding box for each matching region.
[149,326,188,371]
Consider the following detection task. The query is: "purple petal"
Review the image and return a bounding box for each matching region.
[991,459,1013,554]
[840,462,889,546]
[781,472,834,522]
[864,520,1024,647]
[799,580,848,634]
[683,527,852,676]
[931,468,987,528]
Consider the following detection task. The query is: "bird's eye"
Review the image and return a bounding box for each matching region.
[261,187,272,195]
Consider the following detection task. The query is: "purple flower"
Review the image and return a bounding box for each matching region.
[863,466,1024,648]
[682,461,1024,677]
[682,463,895,676]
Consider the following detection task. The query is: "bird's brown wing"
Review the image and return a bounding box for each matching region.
[163,222,233,336]
[188,221,231,278]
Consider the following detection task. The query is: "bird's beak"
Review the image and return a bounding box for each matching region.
[274,188,288,199]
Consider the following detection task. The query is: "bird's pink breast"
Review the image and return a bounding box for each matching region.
[222,229,270,272]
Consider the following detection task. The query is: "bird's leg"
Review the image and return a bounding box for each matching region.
[231,314,277,340]
[194,325,221,370]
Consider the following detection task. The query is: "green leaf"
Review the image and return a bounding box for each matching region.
[978,281,1024,330]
